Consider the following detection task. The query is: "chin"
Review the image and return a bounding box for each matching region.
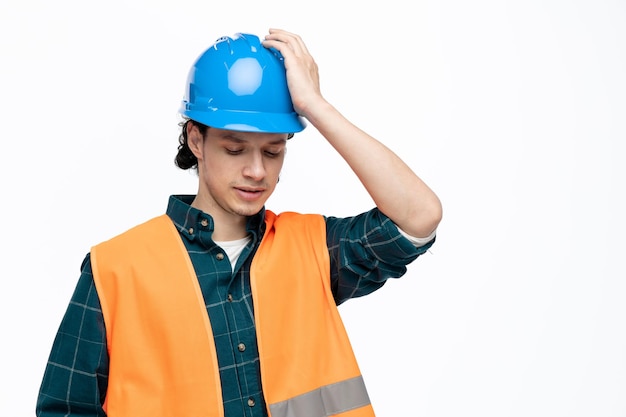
[233,203,265,217]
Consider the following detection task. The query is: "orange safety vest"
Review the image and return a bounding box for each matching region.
[91,211,376,417]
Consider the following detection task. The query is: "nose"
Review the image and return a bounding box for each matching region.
[242,151,266,181]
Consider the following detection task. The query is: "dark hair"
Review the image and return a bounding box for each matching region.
[175,119,208,170]
[174,119,296,170]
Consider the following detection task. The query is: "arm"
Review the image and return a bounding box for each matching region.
[326,209,435,305]
[263,29,442,238]
[36,254,108,417]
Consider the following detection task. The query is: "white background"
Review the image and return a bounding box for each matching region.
[1,0,625,416]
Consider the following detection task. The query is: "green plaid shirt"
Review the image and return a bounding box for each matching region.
[37,195,434,417]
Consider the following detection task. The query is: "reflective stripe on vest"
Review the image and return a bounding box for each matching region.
[92,212,376,417]
[270,375,371,417]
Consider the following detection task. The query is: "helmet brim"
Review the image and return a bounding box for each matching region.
[182,108,307,134]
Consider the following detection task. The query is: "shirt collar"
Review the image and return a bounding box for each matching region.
[166,194,266,244]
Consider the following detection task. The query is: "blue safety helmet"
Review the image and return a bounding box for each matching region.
[179,33,306,134]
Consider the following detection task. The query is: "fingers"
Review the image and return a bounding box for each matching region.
[262,28,310,56]
[261,28,322,114]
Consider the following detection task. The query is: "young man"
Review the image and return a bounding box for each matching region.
[36,29,442,417]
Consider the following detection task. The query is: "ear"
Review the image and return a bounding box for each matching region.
[187,122,205,160]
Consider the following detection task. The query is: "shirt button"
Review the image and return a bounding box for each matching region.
[201,218,209,227]
[188,227,194,234]
[248,398,255,407]
[216,253,224,260]
[227,294,233,302]
[237,343,246,352]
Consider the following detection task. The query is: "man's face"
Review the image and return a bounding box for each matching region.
[192,127,288,220]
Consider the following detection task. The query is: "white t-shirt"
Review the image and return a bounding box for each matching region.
[214,236,251,271]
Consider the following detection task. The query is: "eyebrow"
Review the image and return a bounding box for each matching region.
[221,135,287,145]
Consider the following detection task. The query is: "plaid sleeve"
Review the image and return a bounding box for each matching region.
[326,208,435,305]
[36,254,109,417]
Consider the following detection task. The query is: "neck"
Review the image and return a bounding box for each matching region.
[211,220,249,242]
[191,195,249,241]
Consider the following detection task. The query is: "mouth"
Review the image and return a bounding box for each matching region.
[235,186,266,201]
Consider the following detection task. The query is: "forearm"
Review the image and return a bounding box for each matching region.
[302,99,442,238]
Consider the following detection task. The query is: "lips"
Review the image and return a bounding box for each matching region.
[235,187,265,201]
